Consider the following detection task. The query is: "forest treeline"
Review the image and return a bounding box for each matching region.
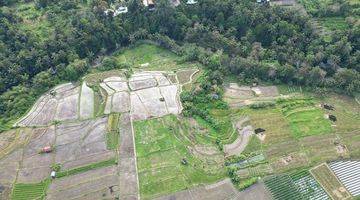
[0,0,359,130]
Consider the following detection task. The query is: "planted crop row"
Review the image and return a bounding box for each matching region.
[57,158,117,178]
[291,170,330,200]
[11,179,50,200]
[264,174,303,200]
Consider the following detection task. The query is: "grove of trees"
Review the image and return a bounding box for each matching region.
[0,0,359,130]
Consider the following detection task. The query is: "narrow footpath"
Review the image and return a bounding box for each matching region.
[118,113,140,200]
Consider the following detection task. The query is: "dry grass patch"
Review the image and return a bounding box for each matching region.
[310,163,351,200]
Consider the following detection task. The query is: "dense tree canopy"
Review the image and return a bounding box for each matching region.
[0,0,359,130]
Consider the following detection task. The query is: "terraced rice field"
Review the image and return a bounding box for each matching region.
[134,115,226,199]
[279,98,332,138]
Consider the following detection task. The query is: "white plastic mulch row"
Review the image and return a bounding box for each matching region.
[329,160,360,197]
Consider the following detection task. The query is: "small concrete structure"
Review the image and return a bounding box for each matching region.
[104,6,128,16]
[51,171,56,179]
[186,0,197,4]
[143,0,155,10]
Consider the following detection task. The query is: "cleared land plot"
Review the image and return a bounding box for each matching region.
[224,84,280,108]
[176,69,198,85]
[310,163,351,200]
[46,166,118,200]
[341,130,360,158]
[235,182,272,200]
[114,44,199,71]
[329,160,360,197]
[134,115,225,199]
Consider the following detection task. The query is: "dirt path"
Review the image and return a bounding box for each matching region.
[224,125,254,156]
[118,113,140,200]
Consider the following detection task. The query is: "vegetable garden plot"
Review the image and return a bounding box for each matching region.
[265,170,330,199]
[329,160,360,197]
[12,179,50,200]
[264,174,303,200]
[290,170,329,200]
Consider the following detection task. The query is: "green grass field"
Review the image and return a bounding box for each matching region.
[134,115,226,199]
[287,108,332,138]
[318,17,349,31]
[114,44,200,71]
[11,179,50,200]
[278,98,332,138]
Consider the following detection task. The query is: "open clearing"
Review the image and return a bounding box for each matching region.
[114,44,200,71]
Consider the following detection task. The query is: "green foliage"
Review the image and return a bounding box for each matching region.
[277,98,332,138]
[249,102,276,109]
[11,179,50,200]
[56,158,117,178]
[106,113,120,150]
[63,59,89,81]
[264,174,303,200]
[51,163,61,172]
[238,177,258,191]
[134,115,226,199]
